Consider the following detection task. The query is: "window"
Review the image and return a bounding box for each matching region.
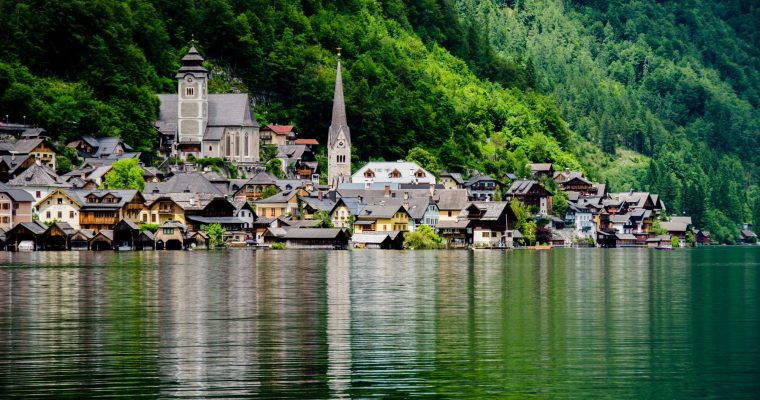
[151,214,157,223]
[46,211,51,218]
[245,134,249,156]
[1,217,8,223]
[364,169,375,178]
[163,228,174,235]
[70,211,75,219]
[209,146,212,152]
[57,211,62,219]
[142,214,147,222]
[36,191,41,198]
[57,198,63,204]
[186,87,194,97]
[0,203,8,210]
[270,208,275,217]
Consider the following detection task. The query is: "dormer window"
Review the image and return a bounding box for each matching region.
[186,87,194,97]
[415,169,426,178]
[364,169,375,178]
[390,169,401,178]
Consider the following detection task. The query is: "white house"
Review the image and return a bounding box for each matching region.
[352,161,436,185]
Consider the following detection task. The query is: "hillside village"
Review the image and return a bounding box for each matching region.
[0,46,756,251]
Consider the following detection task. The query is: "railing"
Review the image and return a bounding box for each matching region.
[80,216,119,225]
[159,209,174,215]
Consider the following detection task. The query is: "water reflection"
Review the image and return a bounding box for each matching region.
[0,248,759,398]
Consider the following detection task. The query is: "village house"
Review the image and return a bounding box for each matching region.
[232,171,278,203]
[0,153,37,183]
[8,162,71,202]
[276,144,319,180]
[506,180,553,215]
[329,197,362,229]
[354,203,410,233]
[154,220,187,250]
[458,201,517,248]
[463,175,498,201]
[352,161,436,186]
[529,163,554,179]
[565,203,594,239]
[254,188,309,219]
[404,196,439,231]
[0,184,34,230]
[66,189,145,232]
[36,189,82,229]
[66,135,140,166]
[1,135,58,170]
[259,125,296,146]
[434,189,470,224]
[439,171,464,190]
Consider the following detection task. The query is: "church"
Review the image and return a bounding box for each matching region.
[155,46,260,171]
[327,51,351,187]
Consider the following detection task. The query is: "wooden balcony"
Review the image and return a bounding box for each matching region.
[80,215,119,226]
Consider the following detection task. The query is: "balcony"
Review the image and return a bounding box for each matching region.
[159,209,174,215]
[81,216,119,225]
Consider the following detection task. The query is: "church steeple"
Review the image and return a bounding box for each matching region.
[327,48,352,187]
[328,49,350,148]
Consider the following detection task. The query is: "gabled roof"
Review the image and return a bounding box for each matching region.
[0,183,35,202]
[91,229,114,241]
[353,162,435,184]
[246,171,277,185]
[405,197,434,219]
[439,171,464,184]
[330,197,363,216]
[294,138,318,145]
[659,220,689,233]
[281,227,347,240]
[9,221,48,235]
[460,201,511,221]
[299,196,336,212]
[263,125,294,135]
[255,190,299,204]
[46,221,76,236]
[434,189,470,211]
[65,189,141,209]
[357,203,407,219]
[8,163,70,187]
[144,173,223,195]
[529,163,553,172]
[507,180,549,196]
[12,138,54,154]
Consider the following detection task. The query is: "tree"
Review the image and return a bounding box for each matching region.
[102,159,144,191]
[266,158,284,179]
[405,147,440,175]
[510,198,536,245]
[260,185,279,200]
[403,225,445,249]
[139,223,159,233]
[313,210,334,228]
[201,223,226,246]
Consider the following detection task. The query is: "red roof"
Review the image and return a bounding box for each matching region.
[294,138,319,145]
[264,125,294,135]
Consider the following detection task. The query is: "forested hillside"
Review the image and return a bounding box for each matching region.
[458,0,760,238]
[0,0,758,237]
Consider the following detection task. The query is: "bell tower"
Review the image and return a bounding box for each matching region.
[176,41,208,156]
[327,48,351,187]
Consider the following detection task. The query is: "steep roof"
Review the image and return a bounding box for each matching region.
[327,58,350,148]
[144,173,223,195]
[8,163,70,187]
[357,203,406,219]
[529,163,553,172]
[264,125,294,135]
[507,180,548,196]
[65,189,141,209]
[0,183,35,202]
[460,201,511,221]
[434,189,470,211]
[12,138,51,154]
[353,161,435,184]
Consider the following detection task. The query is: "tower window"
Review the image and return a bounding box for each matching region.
[186,87,194,97]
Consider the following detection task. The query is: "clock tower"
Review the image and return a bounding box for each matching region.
[327,49,351,187]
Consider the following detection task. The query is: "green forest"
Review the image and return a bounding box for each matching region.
[0,0,758,241]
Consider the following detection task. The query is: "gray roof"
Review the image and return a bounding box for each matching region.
[155,93,258,137]
[11,221,48,235]
[255,190,298,204]
[507,180,547,195]
[351,232,394,244]
[357,203,406,219]
[48,221,76,236]
[246,171,277,185]
[460,202,510,221]
[439,171,464,184]
[65,189,140,210]
[331,197,364,217]
[464,175,497,187]
[660,220,689,233]
[12,138,50,154]
[144,173,223,195]
[91,230,114,241]
[434,189,469,210]
[8,164,70,187]
[72,229,95,240]
[405,197,434,219]
[616,233,637,241]
[186,216,245,225]
[143,192,228,211]
[286,219,323,228]
[0,183,35,202]
[300,196,336,212]
[610,214,631,223]
[282,228,346,240]
[529,163,553,172]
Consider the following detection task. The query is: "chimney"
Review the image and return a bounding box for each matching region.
[429,184,435,196]
[318,190,323,201]
[384,185,390,197]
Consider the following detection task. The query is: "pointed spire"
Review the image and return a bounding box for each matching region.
[176,38,207,78]
[328,48,350,147]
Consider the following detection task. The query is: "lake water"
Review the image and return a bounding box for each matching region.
[1,248,759,398]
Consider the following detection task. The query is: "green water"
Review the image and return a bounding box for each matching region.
[0,248,758,398]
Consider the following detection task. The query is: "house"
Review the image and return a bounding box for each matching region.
[264,227,349,249]
[8,162,71,203]
[0,183,35,230]
[459,202,517,248]
[610,213,633,234]
[435,189,470,223]
[254,188,309,219]
[646,235,673,248]
[741,230,758,244]
[351,231,404,249]
[299,193,337,220]
[66,189,146,232]
[113,219,140,250]
[144,173,224,196]
[565,203,594,239]
[463,175,498,201]
[66,135,141,165]
[660,218,690,245]
[136,230,156,250]
[232,200,256,231]
[276,144,318,180]
[615,233,638,247]
[506,180,553,215]
[36,189,82,229]
[439,171,464,190]
[696,230,712,245]
[154,221,187,250]
[232,171,278,203]
[352,161,436,185]
[142,193,189,226]
[330,197,363,229]
[0,153,37,182]
[5,136,58,170]
[70,229,95,250]
[354,203,410,233]
[260,125,296,146]
[528,163,554,178]
[436,219,470,248]
[155,46,260,169]
[404,196,438,231]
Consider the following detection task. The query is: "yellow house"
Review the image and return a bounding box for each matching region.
[354,203,410,233]
[254,188,308,219]
[435,189,469,223]
[142,194,187,226]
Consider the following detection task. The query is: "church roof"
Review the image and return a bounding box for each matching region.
[327,58,350,148]
[176,46,207,78]
[154,93,258,138]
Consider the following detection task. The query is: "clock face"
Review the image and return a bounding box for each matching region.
[337,140,345,148]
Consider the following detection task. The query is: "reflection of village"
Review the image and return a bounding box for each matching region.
[0,45,756,251]
[4,249,739,397]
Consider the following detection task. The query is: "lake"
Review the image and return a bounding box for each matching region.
[1,248,759,398]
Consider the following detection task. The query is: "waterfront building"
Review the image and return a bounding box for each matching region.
[463,175,498,201]
[506,180,553,215]
[0,183,34,230]
[36,189,82,229]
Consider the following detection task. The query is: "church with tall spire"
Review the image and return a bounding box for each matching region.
[327,49,351,187]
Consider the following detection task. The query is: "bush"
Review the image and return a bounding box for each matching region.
[403,225,445,250]
[271,242,286,250]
